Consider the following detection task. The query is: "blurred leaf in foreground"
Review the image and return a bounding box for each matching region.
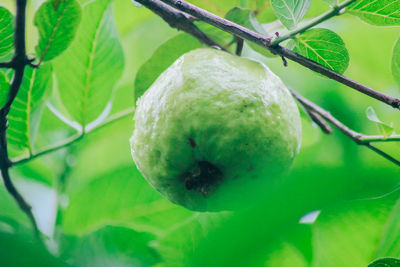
[65,225,161,267]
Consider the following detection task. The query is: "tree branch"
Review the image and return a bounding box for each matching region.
[0,0,40,238]
[157,0,400,109]
[135,0,228,51]
[290,89,400,166]
[306,110,333,134]
[0,61,13,68]
[271,0,357,45]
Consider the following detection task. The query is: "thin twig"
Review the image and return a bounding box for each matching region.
[365,144,400,166]
[158,0,400,109]
[135,0,228,52]
[235,36,244,56]
[307,110,333,134]
[12,107,135,165]
[290,89,400,166]
[0,0,40,238]
[271,0,357,45]
[0,61,13,68]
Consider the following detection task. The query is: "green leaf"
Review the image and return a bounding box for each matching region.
[0,230,68,266]
[369,258,400,267]
[292,28,349,74]
[156,212,231,267]
[34,0,82,62]
[375,199,400,258]
[7,64,52,155]
[0,72,9,108]
[66,226,161,266]
[54,0,124,128]
[0,186,31,227]
[348,0,400,26]
[225,7,275,57]
[366,106,394,137]
[0,7,13,57]
[270,0,311,29]
[311,192,399,267]
[392,37,400,89]
[134,34,201,103]
[62,165,190,235]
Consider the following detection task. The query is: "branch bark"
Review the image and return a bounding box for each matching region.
[158,0,400,109]
[0,0,40,237]
[135,0,228,51]
[290,89,400,166]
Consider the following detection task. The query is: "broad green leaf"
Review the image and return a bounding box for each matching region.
[348,0,400,26]
[54,0,124,128]
[65,226,161,266]
[392,37,400,89]
[270,0,311,29]
[0,72,9,108]
[0,231,68,266]
[225,7,275,57]
[0,185,31,227]
[366,106,394,137]
[134,34,201,103]
[292,28,349,74]
[34,0,82,62]
[156,212,231,267]
[62,165,192,235]
[375,199,400,258]
[7,64,52,155]
[368,258,400,267]
[0,7,13,57]
[311,192,399,267]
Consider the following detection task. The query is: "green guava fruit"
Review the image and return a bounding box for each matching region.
[130,48,302,211]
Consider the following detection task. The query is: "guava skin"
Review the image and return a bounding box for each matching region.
[130,48,302,211]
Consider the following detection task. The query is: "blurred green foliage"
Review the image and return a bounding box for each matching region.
[0,0,399,266]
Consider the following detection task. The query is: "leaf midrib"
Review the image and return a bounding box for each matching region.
[297,38,336,70]
[38,1,70,63]
[81,5,108,128]
[25,70,34,154]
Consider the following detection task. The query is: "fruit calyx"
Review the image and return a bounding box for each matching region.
[184,161,222,197]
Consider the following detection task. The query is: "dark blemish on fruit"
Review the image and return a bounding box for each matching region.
[189,137,196,148]
[244,104,248,108]
[184,161,223,197]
